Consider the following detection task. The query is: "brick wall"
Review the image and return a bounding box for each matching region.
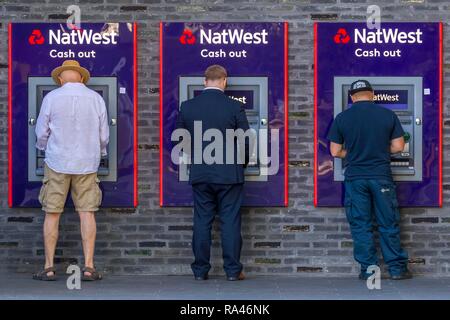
[0,0,449,277]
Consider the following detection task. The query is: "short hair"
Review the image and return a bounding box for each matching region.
[204,65,227,81]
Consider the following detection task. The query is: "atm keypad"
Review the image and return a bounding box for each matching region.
[98,157,109,175]
[35,152,110,176]
[391,161,410,166]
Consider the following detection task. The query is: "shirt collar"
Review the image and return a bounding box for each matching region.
[61,82,85,88]
[203,86,224,92]
[351,100,373,105]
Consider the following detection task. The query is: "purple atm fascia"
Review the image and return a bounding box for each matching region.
[160,22,289,207]
[8,22,138,208]
[314,22,443,207]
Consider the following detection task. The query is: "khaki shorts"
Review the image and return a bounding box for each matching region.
[39,164,102,213]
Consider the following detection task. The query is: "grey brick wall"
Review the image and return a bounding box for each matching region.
[0,0,449,277]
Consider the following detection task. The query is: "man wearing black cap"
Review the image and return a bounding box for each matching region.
[327,79,411,280]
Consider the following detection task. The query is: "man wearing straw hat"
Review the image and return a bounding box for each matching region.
[32,60,109,281]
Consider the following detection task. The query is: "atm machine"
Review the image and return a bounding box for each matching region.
[314,21,442,208]
[160,21,288,207]
[27,77,118,182]
[178,76,268,182]
[333,76,423,182]
[9,22,137,208]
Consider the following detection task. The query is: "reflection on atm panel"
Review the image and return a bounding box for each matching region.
[178,76,268,182]
[333,76,423,182]
[28,77,118,182]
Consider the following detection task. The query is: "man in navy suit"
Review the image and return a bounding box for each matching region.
[176,65,250,281]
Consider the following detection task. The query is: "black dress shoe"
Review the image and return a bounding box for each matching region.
[390,270,413,280]
[227,272,245,281]
[358,272,371,280]
[195,274,208,281]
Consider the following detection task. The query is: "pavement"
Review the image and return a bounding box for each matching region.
[1,273,450,300]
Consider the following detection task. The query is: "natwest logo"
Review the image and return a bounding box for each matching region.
[179,29,196,45]
[354,28,423,44]
[199,28,268,45]
[29,29,45,45]
[49,29,118,45]
[374,93,400,102]
[334,28,351,44]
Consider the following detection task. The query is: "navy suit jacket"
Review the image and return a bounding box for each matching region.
[176,88,250,185]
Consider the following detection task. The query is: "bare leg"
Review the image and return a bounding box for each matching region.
[43,212,62,276]
[79,211,97,276]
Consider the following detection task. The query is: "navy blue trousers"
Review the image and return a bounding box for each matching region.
[344,179,409,276]
[191,183,244,278]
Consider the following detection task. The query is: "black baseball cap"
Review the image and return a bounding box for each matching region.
[349,79,373,95]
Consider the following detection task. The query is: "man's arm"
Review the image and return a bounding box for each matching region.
[176,102,186,130]
[390,113,405,154]
[99,98,110,156]
[173,102,191,163]
[330,142,347,159]
[173,102,188,149]
[236,105,251,166]
[35,95,51,151]
[327,115,346,159]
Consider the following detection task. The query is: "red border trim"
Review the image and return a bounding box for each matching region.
[439,22,443,207]
[8,23,12,208]
[133,22,138,207]
[284,22,289,207]
[313,22,318,207]
[159,22,164,207]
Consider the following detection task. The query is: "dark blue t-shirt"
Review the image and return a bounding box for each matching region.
[327,100,404,181]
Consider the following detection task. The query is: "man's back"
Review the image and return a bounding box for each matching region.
[328,100,404,180]
[35,82,109,174]
[177,88,250,185]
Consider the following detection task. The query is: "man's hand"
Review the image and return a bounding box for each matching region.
[330,142,347,159]
[390,136,405,154]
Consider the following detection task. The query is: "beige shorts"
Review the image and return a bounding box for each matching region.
[39,164,102,213]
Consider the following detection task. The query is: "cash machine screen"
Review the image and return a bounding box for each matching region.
[333,77,423,182]
[193,89,255,110]
[179,76,269,182]
[347,89,409,110]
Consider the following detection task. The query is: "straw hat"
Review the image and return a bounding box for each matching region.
[51,60,90,85]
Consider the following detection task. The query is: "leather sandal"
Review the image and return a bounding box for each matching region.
[81,266,103,281]
[32,266,57,281]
